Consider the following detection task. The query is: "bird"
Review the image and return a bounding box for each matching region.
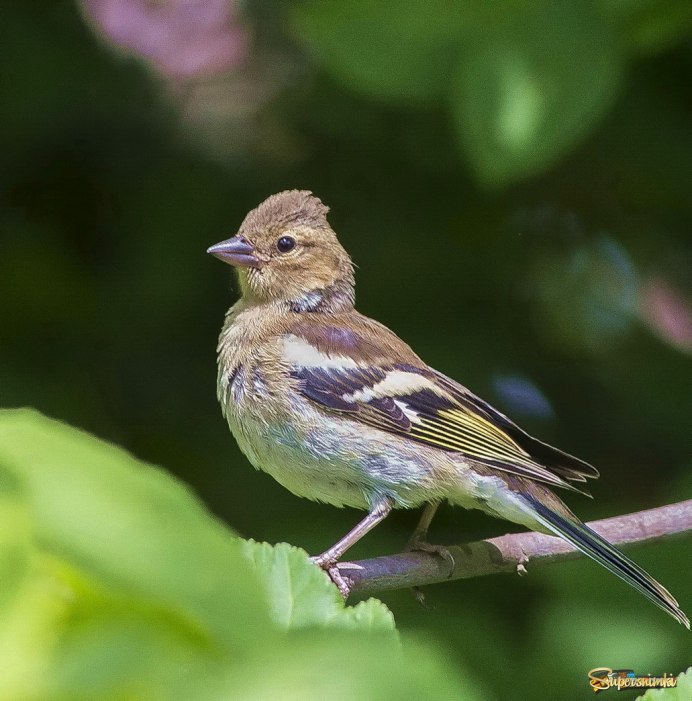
[208,189,688,628]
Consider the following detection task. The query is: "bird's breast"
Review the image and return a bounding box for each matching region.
[218,361,451,510]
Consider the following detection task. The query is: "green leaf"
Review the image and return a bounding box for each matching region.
[0,411,277,701]
[0,408,271,653]
[452,2,624,186]
[0,409,273,700]
[291,0,470,102]
[217,634,487,701]
[337,596,397,633]
[598,0,692,55]
[0,463,31,613]
[242,540,341,629]
[243,540,395,634]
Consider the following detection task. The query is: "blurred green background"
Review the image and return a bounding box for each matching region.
[1,0,691,698]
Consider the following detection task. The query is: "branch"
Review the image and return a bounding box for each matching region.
[338,499,692,596]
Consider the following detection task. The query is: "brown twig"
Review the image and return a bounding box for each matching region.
[337,500,692,596]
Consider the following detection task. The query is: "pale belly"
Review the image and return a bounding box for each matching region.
[225,403,447,510]
[228,405,543,534]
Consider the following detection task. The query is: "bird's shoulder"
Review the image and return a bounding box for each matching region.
[282,310,423,368]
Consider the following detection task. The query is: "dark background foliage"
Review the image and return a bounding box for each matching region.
[1,1,690,697]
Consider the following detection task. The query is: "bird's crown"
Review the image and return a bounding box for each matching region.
[239,190,330,238]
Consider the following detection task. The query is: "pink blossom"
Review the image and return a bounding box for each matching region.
[639,277,692,353]
[81,0,248,79]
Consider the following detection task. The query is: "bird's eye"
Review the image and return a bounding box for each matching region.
[276,236,295,253]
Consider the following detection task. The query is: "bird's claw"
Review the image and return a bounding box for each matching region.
[310,555,352,598]
[406,539,454,606]
[406,539,456,577]
[516,552,529,577]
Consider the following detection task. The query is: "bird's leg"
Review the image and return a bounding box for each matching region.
[406,502,455,574]
[312,498,392,566]
[311,498,392,596]
[406,502,439,550]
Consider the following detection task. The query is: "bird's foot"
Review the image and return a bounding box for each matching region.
[310,554,352,598]
[403,540,454,608]
[406,538,456,576]
[405,539,455,607]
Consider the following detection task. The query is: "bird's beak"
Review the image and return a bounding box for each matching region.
[207,236,260,268]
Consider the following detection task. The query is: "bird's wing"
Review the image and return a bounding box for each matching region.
[283,317,597,494]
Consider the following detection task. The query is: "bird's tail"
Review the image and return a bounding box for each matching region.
[521,493,689,629]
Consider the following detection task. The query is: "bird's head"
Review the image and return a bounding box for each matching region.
[208,190,355,311]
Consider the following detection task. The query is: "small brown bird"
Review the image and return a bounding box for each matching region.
[208,190,688,627]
